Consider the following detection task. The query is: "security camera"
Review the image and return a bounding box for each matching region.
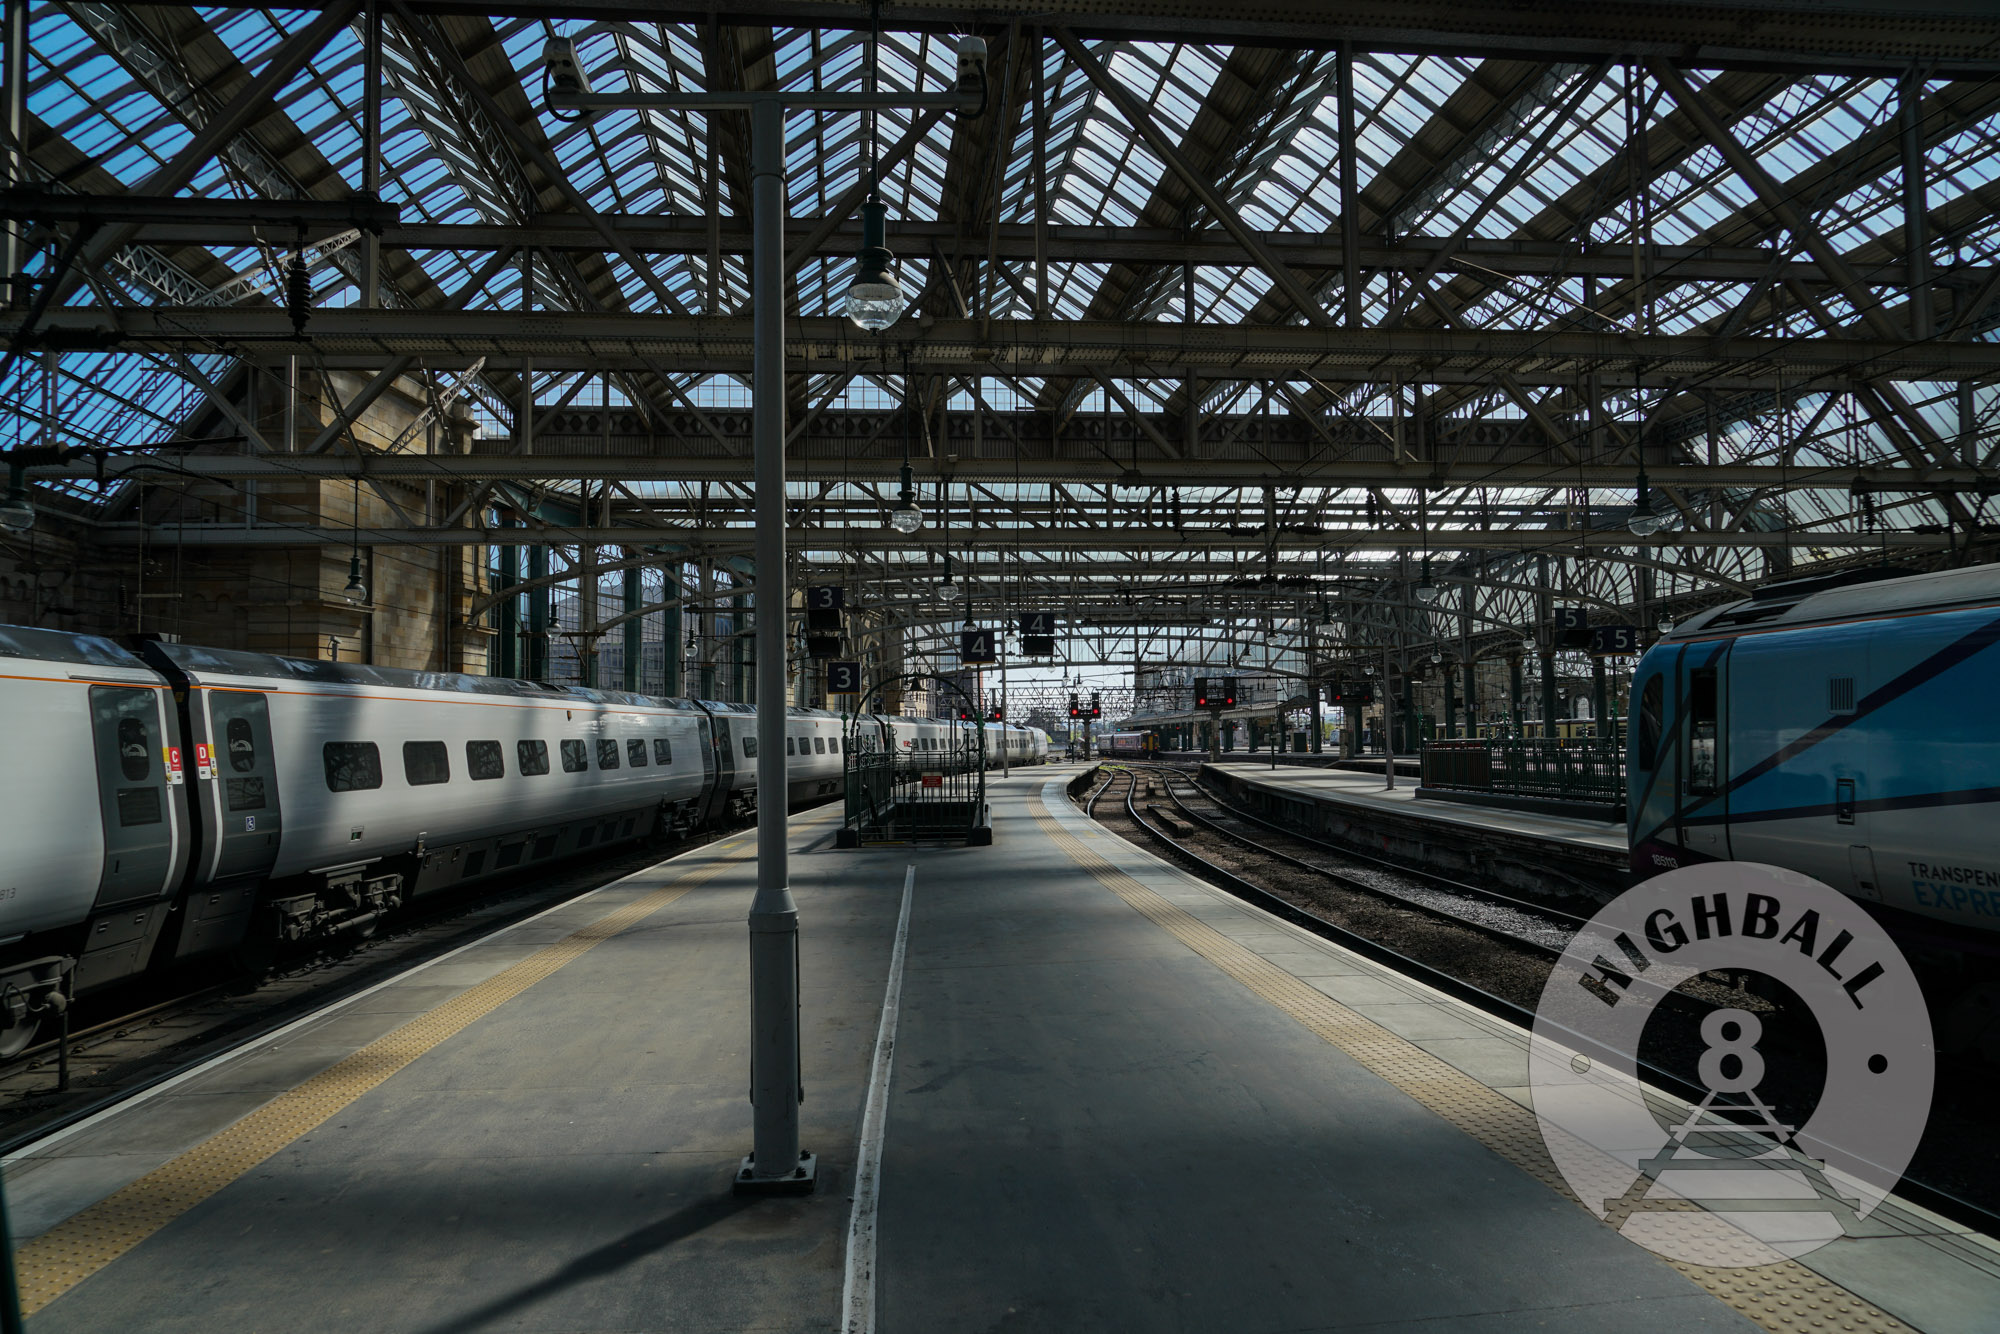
[955,36,987,97]
[543,37,592,97]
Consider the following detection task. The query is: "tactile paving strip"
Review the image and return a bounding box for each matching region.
[15,846,755,1316]
[1030,797,1912,1334]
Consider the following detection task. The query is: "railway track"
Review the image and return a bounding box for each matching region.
[1078,762,2000,1237]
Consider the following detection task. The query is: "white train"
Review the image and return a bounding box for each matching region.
[0,626,1046,1055]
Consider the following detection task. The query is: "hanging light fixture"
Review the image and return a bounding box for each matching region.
[889,463,924,533]
[844,5,904,331]
[1414,557,1439,603]
[1628,464,1662,536]
[0,462,35,535]
[888,352,925,532]
[343,480,368,605]
[343,554,368,604]
[846,201,905,332]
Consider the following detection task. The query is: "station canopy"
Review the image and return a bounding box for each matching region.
[5,1,1999,670]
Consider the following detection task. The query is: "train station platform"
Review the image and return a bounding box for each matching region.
[1203,760,1632,892]
[5,765,1994,1333]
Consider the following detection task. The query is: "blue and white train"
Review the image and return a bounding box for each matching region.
[0,626,1047,1054]
[1628,563,2000,937]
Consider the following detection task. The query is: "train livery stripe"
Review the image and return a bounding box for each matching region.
[13,845,755,1317]
[1028,792,1910,1334]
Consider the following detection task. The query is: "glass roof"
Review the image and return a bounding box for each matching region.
[5,10,1997,609]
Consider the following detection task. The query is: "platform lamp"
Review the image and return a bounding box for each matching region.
[342,480,368,605]
[1628,464,1663,537]
[888,354,924,533]
[1414,557,1439,603]
[843,5,905,332]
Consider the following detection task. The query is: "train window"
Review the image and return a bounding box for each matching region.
[1638,676,1663,771]
[1686,670,1718,796]
[627,738,647,767]
[323,742,383,792]
[596,739,621,770]
[466,740,505,781]
[743,736,759,758]
[117,716,150,781]
[653,737,672,764]
[226,776,266,811]
[814,736,826,754]
[786,737,795,755]
[403,741,451,786]
[834,737,842,754]
[225,716,256,772]
[560,740,588,773]
[518,740,550,776]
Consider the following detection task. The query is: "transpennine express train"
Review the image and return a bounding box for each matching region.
[1628,563,2000,938]
[0,627,1047,1054]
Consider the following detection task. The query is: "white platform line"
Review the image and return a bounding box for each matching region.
[841,864,916,1334]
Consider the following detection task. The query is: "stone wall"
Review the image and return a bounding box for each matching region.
[1,369,493,673]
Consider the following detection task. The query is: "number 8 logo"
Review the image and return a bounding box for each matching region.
[1697,1007,1765,1094]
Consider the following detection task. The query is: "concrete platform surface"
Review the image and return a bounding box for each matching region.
[2,764,1989,1333]
[1209,760,1629,854]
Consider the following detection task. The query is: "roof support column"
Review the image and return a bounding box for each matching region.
[1336,40,1361,328]
[359,0,382,309]
[1901,67,1931,338]
[2,0,25,309]
[745,93,807,1193]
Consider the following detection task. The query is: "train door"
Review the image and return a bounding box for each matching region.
[1677,652,1731,862]
[89,685,184,908]
[705,713,737,821]
[203,691,284,881]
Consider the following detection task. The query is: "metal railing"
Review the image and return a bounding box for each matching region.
[1420,738,1626,809]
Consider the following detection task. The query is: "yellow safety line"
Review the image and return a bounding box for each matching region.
[1031,797,1910,1334]
[15,846,756,1316]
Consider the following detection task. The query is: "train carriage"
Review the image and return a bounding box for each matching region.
[0,625,1048,1056]
[1628,564,2000,936]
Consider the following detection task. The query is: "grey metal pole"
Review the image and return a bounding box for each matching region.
[1000,653,1009,776]
[1383,645,1397,790]
[739,96,813,1195]
[2,0,25,310]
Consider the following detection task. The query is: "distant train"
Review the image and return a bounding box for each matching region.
[1096,731,1158,758]
[1628,564,2000,936]
[0,627,1047,1055]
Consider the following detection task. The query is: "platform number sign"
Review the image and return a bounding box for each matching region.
[806,585,845,633]
[960,627,997,664]
[826,660,862,695]
[1589,624,1640,656]
[1019,611,1057,658]
[1553,605,1592,649]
